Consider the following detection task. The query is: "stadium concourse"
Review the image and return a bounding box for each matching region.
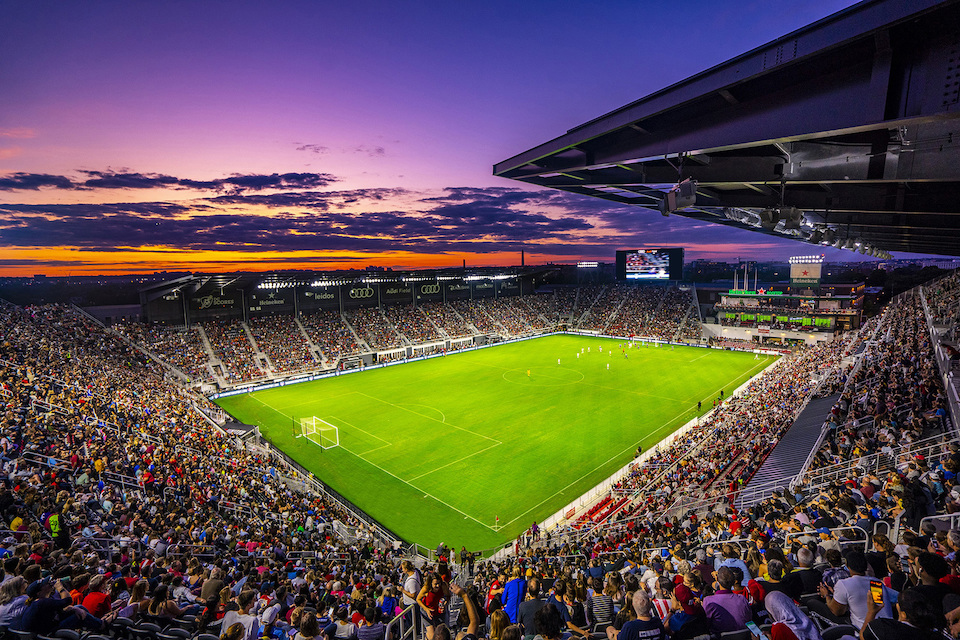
[0,272,957,640]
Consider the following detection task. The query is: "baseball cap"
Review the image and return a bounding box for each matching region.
[26,578,52,598]
[673,584,700,615]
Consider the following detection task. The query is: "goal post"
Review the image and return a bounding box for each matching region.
[299,416,340,450]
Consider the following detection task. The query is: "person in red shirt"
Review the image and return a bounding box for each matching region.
[82,575,112,618]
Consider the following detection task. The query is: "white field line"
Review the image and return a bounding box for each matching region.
[500,356,773,527]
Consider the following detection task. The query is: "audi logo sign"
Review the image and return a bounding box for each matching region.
[349,287,375,299]
[420,284,441,294]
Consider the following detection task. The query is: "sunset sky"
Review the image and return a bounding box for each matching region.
[0,0,888,276]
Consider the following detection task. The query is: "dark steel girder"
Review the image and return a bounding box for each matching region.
[495,0,960,256]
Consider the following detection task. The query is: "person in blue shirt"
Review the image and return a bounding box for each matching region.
[712,544,752,587]
[501,567,526,624]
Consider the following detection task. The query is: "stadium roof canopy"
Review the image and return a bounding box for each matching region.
[138,267,554,302]
[494,0,960,257]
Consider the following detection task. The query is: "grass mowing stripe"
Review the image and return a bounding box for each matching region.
[216,335,775,550]
[331,437,497,531]
[499,354,773,528]
[352,391,501,444]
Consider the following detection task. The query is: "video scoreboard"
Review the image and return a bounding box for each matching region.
[615,248,683,281]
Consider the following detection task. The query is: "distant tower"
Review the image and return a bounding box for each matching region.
[521,250,525,267]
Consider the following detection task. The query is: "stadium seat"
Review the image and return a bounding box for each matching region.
[52,631,81,640]
[821,626,858,640]
[719,631,751,640]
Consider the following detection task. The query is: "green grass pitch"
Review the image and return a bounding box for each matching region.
[215,334,774,552]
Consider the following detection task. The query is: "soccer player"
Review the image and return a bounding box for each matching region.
[576,352,580,359]
[557,358,561,365]
[527,369,530,377]
[606,363,610,370]
[697,400,702,413]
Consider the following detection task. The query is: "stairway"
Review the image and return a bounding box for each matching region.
[736,393,841,507]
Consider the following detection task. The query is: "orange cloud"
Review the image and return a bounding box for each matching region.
[0,247,548,277]
[0,147,22,160]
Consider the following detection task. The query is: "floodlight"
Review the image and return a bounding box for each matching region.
[758,208,779,230]
[781,207,804,230]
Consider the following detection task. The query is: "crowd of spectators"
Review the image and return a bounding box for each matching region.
[382,305,443,345]
[115,323,214,383]
[203,320,265,383]
[417,302,471,338]
[926,271,960,329]
[806,295,947,485]
[0,270,958,640]
[449,302,501,335]
[116,287,711,387]
[344,309,402,350]
[299,311,363,362]
[520,295,562,328]
[248,316,317,374]
[606,287,694,341]
[481,300,546,337]
[580,288,629,333]
[471,289,960,640]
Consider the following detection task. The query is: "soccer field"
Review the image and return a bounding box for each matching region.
[215,335,774,551]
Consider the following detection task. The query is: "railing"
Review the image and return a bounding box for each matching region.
[788,311,890,490]
[385,604,418,640]
[920,513,960,534]
[798,432,959,494]
[920,283,960,439]
[784,526,869,553]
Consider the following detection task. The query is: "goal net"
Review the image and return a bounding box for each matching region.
[299,416,340,450]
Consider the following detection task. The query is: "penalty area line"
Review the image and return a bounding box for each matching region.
[334,442,497,531]
[407,441,504,482]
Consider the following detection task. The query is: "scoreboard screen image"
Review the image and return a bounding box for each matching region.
[616,248,683,280]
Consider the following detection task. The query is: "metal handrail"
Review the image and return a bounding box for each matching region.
[385,603,418,640]
[783,525,869,552]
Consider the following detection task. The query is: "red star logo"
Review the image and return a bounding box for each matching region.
[802,270,809,276]
[758,288,766,294]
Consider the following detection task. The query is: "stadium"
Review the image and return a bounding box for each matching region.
[2,1,960,640]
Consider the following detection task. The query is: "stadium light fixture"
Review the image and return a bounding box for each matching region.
[821,229,836,245]
[659,178,697,216]
[781,206,804,230]
[843,238,856,250]
[577,261,599,268]
[758,208,779,230]
[807,229,823,244]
